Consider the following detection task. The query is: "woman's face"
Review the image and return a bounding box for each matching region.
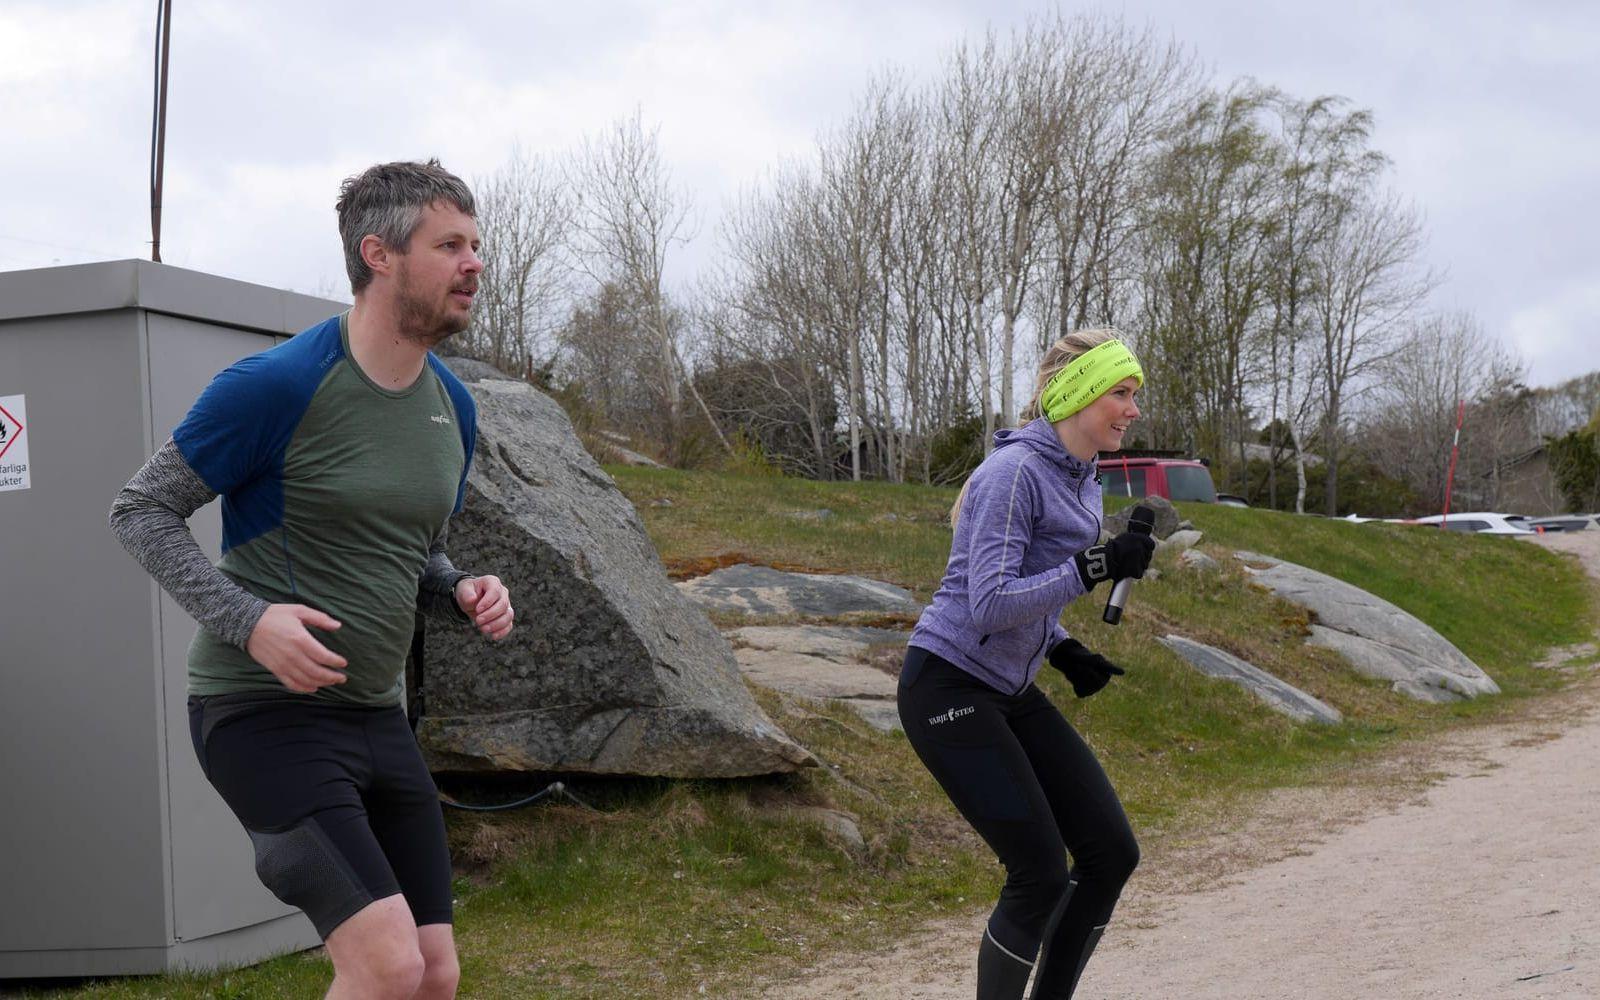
[1074,376,1141,453]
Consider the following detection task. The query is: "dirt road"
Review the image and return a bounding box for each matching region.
[766,532,1600,999]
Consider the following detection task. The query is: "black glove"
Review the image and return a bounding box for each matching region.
[1073,528,1156,589]
[1048,637,1125,698]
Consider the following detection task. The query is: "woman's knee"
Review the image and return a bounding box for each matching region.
[1037,855,1074,902]
[1005,851,1073,932]
[1099,829,1140,884]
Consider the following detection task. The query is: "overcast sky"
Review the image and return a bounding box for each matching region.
[3,0,1594,387]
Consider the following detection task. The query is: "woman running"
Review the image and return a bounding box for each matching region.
[899,329,1154,1000]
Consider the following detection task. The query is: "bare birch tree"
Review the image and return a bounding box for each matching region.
[1363,312,1524,511]
[936,34,1003,451]
[1263,94,1385,511]
[1311,189,1432,513]
[569,109,730,461]
[1135,84,1278,479]
[1036,16,1197,343]
[469,148,572,377]
[716,162,842,477]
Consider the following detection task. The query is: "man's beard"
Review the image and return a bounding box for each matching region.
[395,264,471,348]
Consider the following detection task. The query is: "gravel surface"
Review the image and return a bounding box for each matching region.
[760,531,1600,999]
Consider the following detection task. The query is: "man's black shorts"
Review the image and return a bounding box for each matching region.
[188,694,452,939]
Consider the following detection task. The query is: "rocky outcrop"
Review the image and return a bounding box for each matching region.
[677,564,923,619]
[1160,529,1204,554]
[596,430,665,468]
[1158,635,1343,724]
[726,625,908,732]
[417,360,814,778]
[1235,551,1500,702]
[1178,548,1220,572]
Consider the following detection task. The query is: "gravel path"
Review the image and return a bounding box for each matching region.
[763,531,1600,999]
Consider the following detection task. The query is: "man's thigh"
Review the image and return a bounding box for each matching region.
[364,707,454,929]
[191,698,405,938]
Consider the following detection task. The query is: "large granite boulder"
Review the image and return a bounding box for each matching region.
[1235,551,1500,702]
[1158,634,1343,724]
[416,359,814,777]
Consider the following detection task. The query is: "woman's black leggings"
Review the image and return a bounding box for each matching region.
[898,646,1139,999]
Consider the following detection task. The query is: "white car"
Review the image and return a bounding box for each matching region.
[1410,512,1533,535]
[1529,514,1600,532]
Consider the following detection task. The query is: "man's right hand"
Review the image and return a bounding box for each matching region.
[245,604,348,693]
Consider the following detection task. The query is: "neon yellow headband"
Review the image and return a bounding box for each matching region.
[1039,339,1144,422]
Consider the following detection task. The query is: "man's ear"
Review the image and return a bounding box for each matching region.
[360,234,392,279]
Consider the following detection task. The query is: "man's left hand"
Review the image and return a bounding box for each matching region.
[455,575,514,640]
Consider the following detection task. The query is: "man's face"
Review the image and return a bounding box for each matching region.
[393,202,482,346]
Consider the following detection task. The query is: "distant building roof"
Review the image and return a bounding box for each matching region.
[1241,442,1324,467]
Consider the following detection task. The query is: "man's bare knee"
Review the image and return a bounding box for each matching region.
[371,950,426,999]
[326,896,425,999]
[328,949,423,1000]
[416,953,459,999]
[414,924,459,999]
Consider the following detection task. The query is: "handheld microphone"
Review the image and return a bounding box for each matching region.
[1103,504,1155,626]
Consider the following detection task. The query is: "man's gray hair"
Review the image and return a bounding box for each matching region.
[336,159,476,294]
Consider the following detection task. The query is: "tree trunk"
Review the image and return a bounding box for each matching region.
[849,331,863,481]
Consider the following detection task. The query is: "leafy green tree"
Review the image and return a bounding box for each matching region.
[1547,409,1600,512]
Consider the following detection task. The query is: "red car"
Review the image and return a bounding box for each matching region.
[1097,456,1236,505]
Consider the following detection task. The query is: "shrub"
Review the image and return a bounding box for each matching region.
[928,412,988,486]
[1548,424,1600,512]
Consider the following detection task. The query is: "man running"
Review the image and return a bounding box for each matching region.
[110,159,511,999]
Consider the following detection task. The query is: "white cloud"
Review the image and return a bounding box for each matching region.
[1507,281,1600,387]
[0,1,141,85]
[3,0,1596,387]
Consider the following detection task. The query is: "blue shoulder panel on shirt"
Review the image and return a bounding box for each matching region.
[427,354,477,513]
[172,316,345,552]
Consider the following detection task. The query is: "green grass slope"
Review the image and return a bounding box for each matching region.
[26,470,1594,998]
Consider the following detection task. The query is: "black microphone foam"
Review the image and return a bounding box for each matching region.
[1103,505,1155,625]
[1128,505,1156,533]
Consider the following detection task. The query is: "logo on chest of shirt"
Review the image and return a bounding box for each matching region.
[431,413,453,426]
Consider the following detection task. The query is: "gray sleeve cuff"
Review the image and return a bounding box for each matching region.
[108,439,271,649]
[417,523,473,625]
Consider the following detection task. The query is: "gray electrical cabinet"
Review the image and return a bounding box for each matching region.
[0,260,345,976]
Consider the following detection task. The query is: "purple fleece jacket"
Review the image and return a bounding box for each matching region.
[909,417,1104,695]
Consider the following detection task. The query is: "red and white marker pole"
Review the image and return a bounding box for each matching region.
[1442,399,1464,526]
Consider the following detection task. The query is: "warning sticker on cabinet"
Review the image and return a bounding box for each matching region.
[0,394,30,492]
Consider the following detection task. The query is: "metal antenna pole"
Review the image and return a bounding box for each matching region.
[150,0,172,262]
